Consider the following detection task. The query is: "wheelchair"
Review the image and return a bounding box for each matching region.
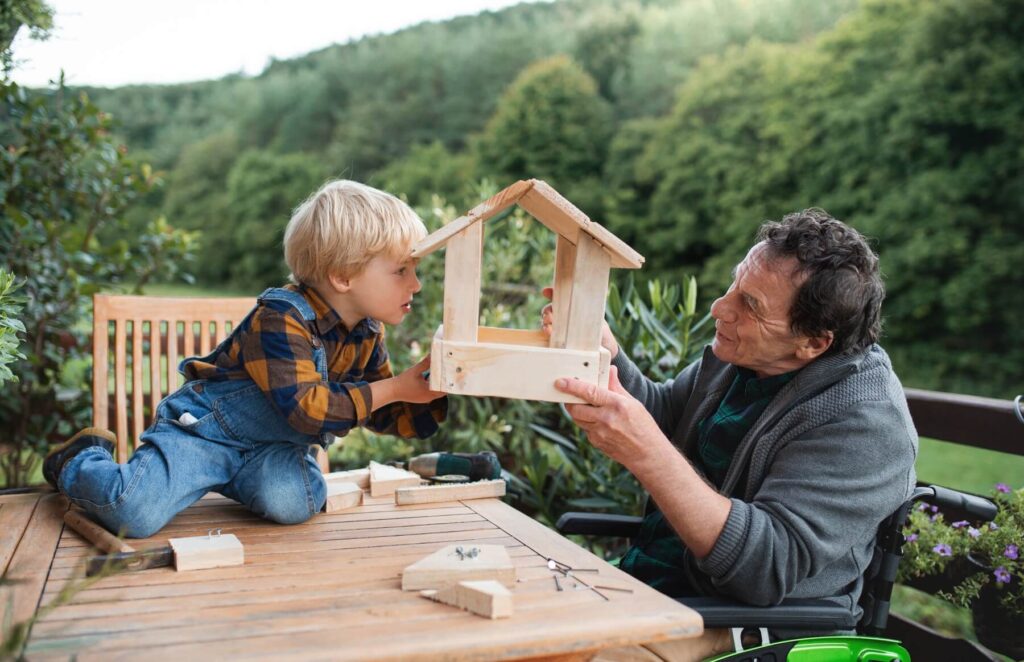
[557,484,998,662]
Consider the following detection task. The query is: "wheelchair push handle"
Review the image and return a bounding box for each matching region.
[927,485,998,521]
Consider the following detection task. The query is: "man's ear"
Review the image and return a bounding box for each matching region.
[796,331,834,361]
[327,271,352,294]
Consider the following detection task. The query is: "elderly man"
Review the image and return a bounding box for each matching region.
[547,209,917,652]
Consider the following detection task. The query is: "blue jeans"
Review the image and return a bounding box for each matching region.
[60,379,328,538]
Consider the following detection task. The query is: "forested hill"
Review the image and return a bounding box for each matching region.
[76,0,1023,397]
[85,0,855,170]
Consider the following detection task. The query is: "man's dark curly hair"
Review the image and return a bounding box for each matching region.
[757,208,884,355]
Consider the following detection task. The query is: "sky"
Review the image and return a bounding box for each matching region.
[10,0,536,88]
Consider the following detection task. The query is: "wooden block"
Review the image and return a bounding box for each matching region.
[434,337,606,403]
[325,468,370,489]
[564,233,611,351]
[395,479,506,505]
[442,220,482,343]
[421,579,514,619]
[550,235,576,349]
[168,533,244,572]
[324,481,362,513]
[401,543,516,591]
[369,461,422,497]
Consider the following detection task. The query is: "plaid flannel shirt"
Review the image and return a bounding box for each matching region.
[183,284,446,439]
[618,366,796,597]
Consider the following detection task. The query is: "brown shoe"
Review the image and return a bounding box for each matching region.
[43,428,116,489]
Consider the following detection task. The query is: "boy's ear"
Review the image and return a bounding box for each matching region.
[327,272,352,294]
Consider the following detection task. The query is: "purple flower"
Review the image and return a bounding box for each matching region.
[994,567,1011,585]
[933,544,953,557]
[905,533,918,543]
[917,503,929,512]
[951,520,969,529]
[1006,545,1019,560]
[968,527,981,539]
[995,483,1011,494]
[990,522,999,531]
[930,514,940,522]
[930,505,939,513]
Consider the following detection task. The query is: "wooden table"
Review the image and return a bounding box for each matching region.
[1,489,702,660]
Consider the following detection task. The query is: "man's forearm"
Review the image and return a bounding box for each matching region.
[632,442,732,559]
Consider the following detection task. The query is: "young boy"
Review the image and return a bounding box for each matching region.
[44,180,447,538]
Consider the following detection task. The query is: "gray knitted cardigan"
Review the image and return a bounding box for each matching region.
[613,343,918,617]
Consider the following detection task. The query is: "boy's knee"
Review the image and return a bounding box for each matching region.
[250,475,323,525]
[94,500,171,539]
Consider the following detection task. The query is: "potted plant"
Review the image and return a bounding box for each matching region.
[898,483,1023,658]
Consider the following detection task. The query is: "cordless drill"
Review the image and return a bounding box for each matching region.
[408,451,501,482]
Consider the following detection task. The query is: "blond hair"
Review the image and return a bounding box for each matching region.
[284,180,426,284]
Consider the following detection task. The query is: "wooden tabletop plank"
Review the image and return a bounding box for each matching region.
[0,493,67,633]
[0,492,43,576]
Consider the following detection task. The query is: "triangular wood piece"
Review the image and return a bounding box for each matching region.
[368,461,422,497]
[324,481,362,513]
[401,543,516,591]
[421,580,514,619]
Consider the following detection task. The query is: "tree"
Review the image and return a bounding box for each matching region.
[616,0,1024,396]
[371,140,475,209]
[475,55,613,216]
[220,150,326,289]
[0,9,196,486]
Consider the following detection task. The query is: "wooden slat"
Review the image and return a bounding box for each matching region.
[441,220,482,342]
[165,319,178,394]
[91,297,110,430]
[113,319,128,459]
[0,493,42,576]
[182,320,195,362]
[199,320,211,356]
[563,233,611,351]
[550,235,576,349]
[0,494,67,634]
[149,320,161,425]
[131,320,144,445]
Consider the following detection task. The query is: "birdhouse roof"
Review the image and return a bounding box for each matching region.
[411,179,644,269]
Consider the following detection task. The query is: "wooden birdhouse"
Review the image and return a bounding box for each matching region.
[411,179,644,403]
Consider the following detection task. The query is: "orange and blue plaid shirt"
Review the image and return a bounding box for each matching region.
[183,284,446,439]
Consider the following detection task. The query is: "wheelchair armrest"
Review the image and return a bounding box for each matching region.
[555,512,643,538]
[683,597,859,630]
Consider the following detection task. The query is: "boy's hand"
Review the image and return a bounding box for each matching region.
[392,355,446,404]
[540,286,619,359]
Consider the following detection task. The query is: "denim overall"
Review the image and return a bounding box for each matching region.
[61,288,329,538]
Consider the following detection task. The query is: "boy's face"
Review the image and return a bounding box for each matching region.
[338,254,422,326]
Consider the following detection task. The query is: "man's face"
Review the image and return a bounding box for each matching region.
[710,243,826,377]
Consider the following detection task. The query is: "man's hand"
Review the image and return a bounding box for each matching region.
[555,366,667,474]
[540,287,619,359]
[556,366,732,559]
